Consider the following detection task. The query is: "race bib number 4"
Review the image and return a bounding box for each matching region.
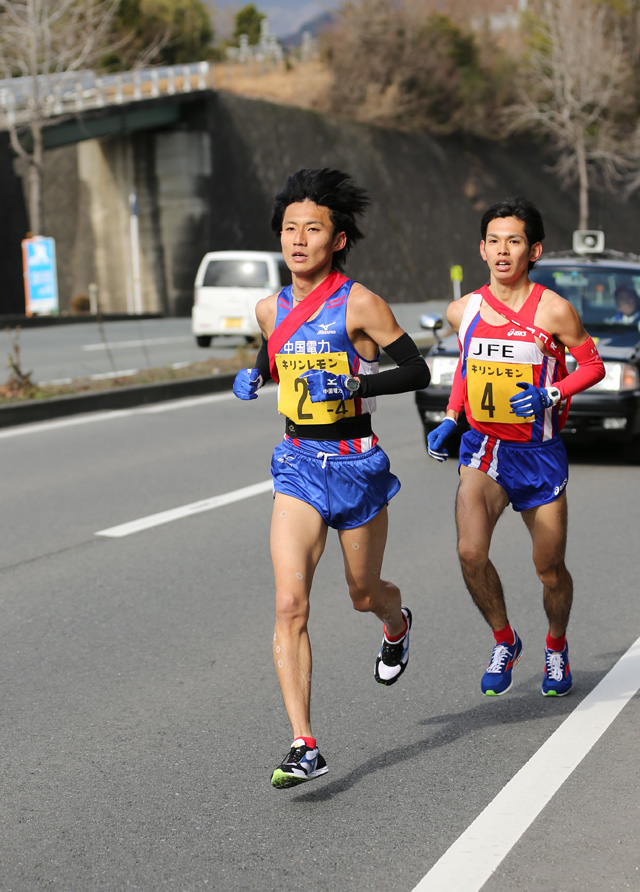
[276,351,355,424]
[467,361,533,424]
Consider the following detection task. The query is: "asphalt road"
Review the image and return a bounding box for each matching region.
[0,387,638,892]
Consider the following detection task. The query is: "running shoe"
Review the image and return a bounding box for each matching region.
[374,606,412,686]
[541,642,572,697]
[270,740,328,789]
[481,630,523,696]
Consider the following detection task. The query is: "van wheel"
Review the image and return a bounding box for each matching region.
[196,335,212,348]
[245,335,258,345]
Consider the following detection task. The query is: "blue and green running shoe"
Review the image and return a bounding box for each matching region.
[481,630,523,696]
[542,642,572,696]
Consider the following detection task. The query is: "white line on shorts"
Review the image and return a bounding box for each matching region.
[412,634,640,892]
[95,479,273,538]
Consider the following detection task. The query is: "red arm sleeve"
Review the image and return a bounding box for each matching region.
[557,336,605,400]
[446,347,466,414]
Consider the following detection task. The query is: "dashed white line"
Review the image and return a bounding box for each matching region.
[95,480,273,537]
[82,336,193,351]
[412,634,640,892]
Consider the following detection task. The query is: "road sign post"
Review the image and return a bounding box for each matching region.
[450,264,463,300]
[22,236,59,316]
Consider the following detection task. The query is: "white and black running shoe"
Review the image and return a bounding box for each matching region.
[374,606,412,686]
[270,740,329,789]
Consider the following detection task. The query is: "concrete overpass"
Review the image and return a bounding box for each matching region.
[0,64,217,317]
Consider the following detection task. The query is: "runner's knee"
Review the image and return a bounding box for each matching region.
[534,558,568,590]
[457,539,489,575]
[349,579,399,614]
[275,590,310,628]
[349,584,376,613]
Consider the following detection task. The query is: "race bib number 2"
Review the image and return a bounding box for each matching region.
[276,351,356,424]
[467,361,533,424]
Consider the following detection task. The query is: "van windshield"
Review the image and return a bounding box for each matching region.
[203,260,270,288]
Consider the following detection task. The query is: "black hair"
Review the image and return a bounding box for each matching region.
[615,284,638,304]
[270,168,369,272]
[480,196,545,270]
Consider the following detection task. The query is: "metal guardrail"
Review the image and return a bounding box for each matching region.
[0,61,211,126]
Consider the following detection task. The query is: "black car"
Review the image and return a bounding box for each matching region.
[415,233,640,462]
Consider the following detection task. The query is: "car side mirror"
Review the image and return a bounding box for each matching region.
[420,313,444,343]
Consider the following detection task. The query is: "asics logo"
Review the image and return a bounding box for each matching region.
[507,329,528,337]
[553,477,568,497]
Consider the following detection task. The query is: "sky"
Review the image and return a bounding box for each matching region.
[214,0,339,39]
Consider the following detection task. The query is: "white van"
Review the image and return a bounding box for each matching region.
[191,250,292,346]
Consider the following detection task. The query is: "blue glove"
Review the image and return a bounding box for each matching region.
[427,418,457,462]
[233,368,263,400]
[301,369,353,402]
[509,382,554,418]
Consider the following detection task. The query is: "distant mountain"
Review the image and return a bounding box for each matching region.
[282,11,335,46]
[214,0,338,40]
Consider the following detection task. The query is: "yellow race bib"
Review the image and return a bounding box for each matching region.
[276,351,355,424]
[466,360,533,424]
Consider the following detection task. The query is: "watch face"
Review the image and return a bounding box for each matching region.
[346,376,359,392]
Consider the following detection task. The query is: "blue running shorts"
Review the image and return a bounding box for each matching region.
[271,437,400,530]
[459,429,569,512]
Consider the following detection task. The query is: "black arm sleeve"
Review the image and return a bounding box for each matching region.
[254,335,272,382]
[357,332,430,398]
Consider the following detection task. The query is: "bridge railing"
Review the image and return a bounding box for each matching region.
[0,62,212,126]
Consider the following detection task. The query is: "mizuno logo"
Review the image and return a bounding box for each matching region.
[317,322,337,334]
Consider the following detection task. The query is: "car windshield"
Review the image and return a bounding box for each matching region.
[530,264,640,327]
[203,259,270,288]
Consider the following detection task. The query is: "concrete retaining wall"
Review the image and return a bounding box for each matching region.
[2,91,639,317]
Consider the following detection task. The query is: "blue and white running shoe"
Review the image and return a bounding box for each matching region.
[542,642,572,697]
[271,740,328,789]
[374,606,412,686]
[481,630,523,696]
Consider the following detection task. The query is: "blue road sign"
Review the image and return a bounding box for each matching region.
[22,236,59,315]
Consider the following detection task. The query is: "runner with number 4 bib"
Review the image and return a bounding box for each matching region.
[427,196,605,699]
[232,168,430,788]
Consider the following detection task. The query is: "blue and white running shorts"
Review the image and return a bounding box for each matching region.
[271,437,400,530]
[459,429,569,512]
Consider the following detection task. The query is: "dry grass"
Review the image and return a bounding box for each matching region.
[211,59,332,110]
[0,345,258,406]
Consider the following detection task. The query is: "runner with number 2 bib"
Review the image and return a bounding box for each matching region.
[233,168,430,788]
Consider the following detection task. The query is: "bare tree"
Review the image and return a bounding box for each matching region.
[505,0,635,229]
[0,0,122,236]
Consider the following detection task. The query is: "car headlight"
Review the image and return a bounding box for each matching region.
[588,361,639,392]
[426,355,459,386]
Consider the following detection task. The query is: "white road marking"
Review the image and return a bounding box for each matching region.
[413,634,640,892]
[95,480,273,537]
[0,392,238,440]
[82,336,193,351]
[43,361,206,387]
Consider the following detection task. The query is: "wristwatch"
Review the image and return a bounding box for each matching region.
[546,386,562,406]
[345,375,360,394]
